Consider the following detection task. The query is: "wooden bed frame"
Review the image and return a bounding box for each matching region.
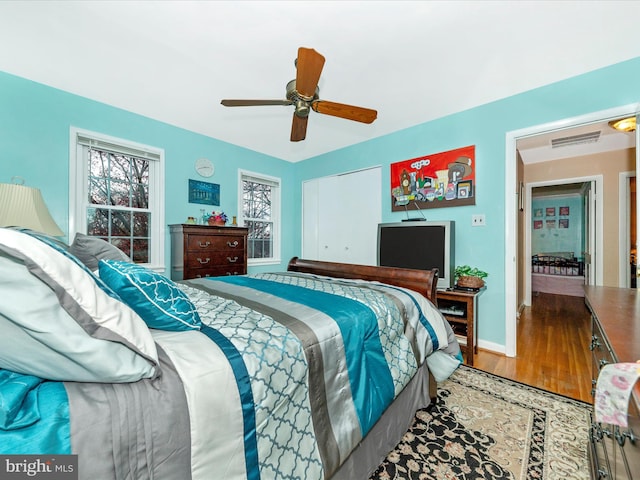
[287,257,440,479]
[287,257,439,304]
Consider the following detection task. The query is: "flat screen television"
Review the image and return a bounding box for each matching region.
[377,221,455,290]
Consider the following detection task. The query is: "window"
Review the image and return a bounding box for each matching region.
[69,128,165,270]
[239,170,280,265]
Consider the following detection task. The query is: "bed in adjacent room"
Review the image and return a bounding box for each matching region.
[0,227,461,480]
[531,252,585,297]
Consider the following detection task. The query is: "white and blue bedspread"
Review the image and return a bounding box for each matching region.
[0,272,461,480]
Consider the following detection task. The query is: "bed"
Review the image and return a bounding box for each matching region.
[531,252,585,297]
[0,227,461,480]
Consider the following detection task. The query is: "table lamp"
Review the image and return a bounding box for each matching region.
[0,180,64,236]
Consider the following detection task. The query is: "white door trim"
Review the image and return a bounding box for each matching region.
[504,103,639,358]
[618,171,635,287]
[524,176,603,306]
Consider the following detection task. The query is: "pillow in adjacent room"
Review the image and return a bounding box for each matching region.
[69,232,131,271]
[0,227,159,383]
[99,259,201,331]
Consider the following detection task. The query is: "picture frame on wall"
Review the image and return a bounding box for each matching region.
[559,206,570,216]
[534,208,543,218]
[546,207,556,217]
[390,145,476,211]
[559,218,569,228]
[188,179,220,206]
[534,220,543,229]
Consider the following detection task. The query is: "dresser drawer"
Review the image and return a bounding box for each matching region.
[170,224,248,281]
[185,251,244,269]
[186,234,245,252]
[185,264,245,279]
[590,396,640,480]
[618,395,640,479]
[591,318,614,377]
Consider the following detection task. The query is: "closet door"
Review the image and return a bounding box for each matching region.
[303,167,381,265]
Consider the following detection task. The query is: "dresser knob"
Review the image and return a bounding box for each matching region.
[197,257,211,264]
[599,359,609,368]
[227,240,239,248]
[198,241,211,248]
[227,256,239,263]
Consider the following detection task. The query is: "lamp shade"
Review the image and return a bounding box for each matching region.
[0,183,64,236]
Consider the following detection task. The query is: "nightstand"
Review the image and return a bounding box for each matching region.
[436,288,484,366]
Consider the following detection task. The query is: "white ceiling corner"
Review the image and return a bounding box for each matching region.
[1,0,640,163]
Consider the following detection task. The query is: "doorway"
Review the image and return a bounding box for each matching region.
[504,103,639,357]
[523,179,599,305]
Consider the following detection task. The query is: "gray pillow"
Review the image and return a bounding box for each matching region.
[0,227,158,382]
[69,233,131,271]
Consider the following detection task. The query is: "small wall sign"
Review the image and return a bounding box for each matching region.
[188,179,220,206]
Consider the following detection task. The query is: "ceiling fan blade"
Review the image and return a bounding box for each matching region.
[290,113,308,142]
[221,99,292,107]
[295,47,325,98]
[311,100,377,124]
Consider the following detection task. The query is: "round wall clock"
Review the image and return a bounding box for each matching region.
[195,158,215,177]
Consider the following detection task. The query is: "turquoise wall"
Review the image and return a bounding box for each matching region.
[531,195,584,258]
[2,56,640,350]
[293,56,640,348]
[0,71,296,273]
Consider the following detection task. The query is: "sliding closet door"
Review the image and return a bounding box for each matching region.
[302,167,381,265]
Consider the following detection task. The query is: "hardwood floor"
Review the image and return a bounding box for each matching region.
[472,292,593,403]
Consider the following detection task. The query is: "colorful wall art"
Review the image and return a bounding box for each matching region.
[390,145,475,211]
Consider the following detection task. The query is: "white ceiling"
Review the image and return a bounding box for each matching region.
[1,0,640,163]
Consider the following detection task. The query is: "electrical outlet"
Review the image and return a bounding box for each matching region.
[472,214,486,226]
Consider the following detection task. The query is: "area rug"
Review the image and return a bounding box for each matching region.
[370,366,592,479]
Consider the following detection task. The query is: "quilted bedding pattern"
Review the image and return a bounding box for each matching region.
[1,272,460,480]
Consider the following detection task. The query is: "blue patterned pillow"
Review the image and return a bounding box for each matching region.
[99,260,201,331]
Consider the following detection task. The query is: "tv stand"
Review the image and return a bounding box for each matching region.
[436,288,484,366]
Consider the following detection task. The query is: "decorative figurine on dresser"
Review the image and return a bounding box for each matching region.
[170,224,248,280]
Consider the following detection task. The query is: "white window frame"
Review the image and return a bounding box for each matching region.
[238,169,281,266]
[69,127,165,271]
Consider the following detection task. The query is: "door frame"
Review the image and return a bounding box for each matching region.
[523,176,602,306]
[504,103,639,357]
[619,171,636,287]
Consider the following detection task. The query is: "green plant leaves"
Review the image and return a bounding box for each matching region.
[454,265,488,279]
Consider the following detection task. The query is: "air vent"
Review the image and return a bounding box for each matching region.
[551,131,601,148]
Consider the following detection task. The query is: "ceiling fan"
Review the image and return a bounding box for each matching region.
[221,47,377,142]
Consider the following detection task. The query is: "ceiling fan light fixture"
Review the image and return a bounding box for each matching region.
[295,100,310,118]
[608,116,636,132]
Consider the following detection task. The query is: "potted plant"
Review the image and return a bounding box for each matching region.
[454,265,488,290]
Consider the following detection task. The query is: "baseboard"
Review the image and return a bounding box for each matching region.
[477,339,507,355]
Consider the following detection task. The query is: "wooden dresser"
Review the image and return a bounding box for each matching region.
[585,286,640,480]
[169,224,248,280]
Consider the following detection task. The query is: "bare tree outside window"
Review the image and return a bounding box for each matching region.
[87,148,151,262]
[243,179,273,259]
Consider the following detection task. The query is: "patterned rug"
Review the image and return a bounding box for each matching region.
[370,366,592,479]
